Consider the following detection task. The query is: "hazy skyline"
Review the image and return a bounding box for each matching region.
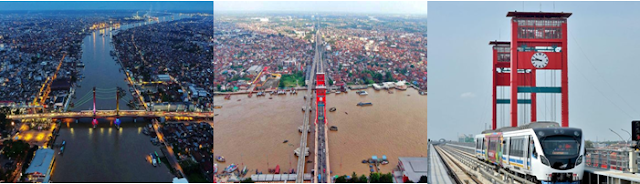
[429,1,640,141]
[0,1,213,11]
[214,1,427,15]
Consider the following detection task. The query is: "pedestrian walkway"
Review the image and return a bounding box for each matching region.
[428,144,454,184]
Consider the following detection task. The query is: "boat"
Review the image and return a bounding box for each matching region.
[225,163,238,173]
[419,91,427,95]
[330,126,338,131]
[275,165,280,174]
[357,102,373,106]
[241,166,248,175]
[216,156,226,162]
[59,140,66,155]
[329,107,336,112]
[151,153,157,167]
[335,91,341,94]
[356,90,368,96]
[396,85,408,91]
[283,140,289,143]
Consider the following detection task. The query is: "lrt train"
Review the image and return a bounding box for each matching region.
[474,122,584,184]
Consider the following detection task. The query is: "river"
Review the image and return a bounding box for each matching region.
[213,88,427,176]
[51,15,189,182]
[71,15,188,111]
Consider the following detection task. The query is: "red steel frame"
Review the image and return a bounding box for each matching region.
[491,12,571,130]
[315,73,327,125]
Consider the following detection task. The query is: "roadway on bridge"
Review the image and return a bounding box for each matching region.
[295,22,321,183]
[6,111,213,120]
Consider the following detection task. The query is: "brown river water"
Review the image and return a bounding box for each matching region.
[213,88,427,176]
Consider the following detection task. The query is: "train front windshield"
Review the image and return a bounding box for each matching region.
[540,136,581,170]
[542,137,580,156]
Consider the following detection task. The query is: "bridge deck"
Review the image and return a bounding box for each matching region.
[6,110,213,119]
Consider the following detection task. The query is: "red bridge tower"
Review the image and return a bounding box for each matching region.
[491,12,572,129]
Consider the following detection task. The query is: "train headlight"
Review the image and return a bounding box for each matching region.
[541,155,550,166]
[575,155,583,166]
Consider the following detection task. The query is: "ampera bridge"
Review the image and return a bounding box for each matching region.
[5,87,213,123]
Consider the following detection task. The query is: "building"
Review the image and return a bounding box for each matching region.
[396,157,428,183]
[24,149,56,183]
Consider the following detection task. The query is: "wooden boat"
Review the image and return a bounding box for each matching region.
[330,126,338,131]
[357,102,373,106]
[216,156,226,162]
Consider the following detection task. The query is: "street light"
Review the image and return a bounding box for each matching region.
[622,129,632,143]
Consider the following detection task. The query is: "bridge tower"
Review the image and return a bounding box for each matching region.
[92,87,98,128]
[491,12,572,129]
[115,88,121,128]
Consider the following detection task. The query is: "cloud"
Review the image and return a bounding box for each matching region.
[461,92,476,98]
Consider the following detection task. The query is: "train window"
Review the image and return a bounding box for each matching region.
[541,136,579,156]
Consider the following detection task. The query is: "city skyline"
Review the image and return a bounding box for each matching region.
[214,1,427,15]
[0,1,213,11]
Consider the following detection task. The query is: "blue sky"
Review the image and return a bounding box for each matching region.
[428,1,640,141]
[214,1,427,15]
[0,1,213,11]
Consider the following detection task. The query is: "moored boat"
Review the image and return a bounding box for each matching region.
[357,102,373,106]
[225,163,238,173]
[241,166,248,175]
[216,156,226,162]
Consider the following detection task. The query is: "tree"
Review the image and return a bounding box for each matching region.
[2,140,29,158]
[585,140,594,149]
[380,173,394,183]
[418,175,428,183]
[278,80,285,89]
[240,178,254,183]
[349,172,358,183]
[358,175,368,183]
[335,175,347,183]
[369,173,381,183]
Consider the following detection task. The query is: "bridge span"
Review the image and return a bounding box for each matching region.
[5,110,213,120]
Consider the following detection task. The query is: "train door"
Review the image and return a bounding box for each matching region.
[483,137,487,159]
[526,136,532,170]
[505,137,510,168]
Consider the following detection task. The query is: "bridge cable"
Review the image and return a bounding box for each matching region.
[572,35,640,118]
[567,40,634,119]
